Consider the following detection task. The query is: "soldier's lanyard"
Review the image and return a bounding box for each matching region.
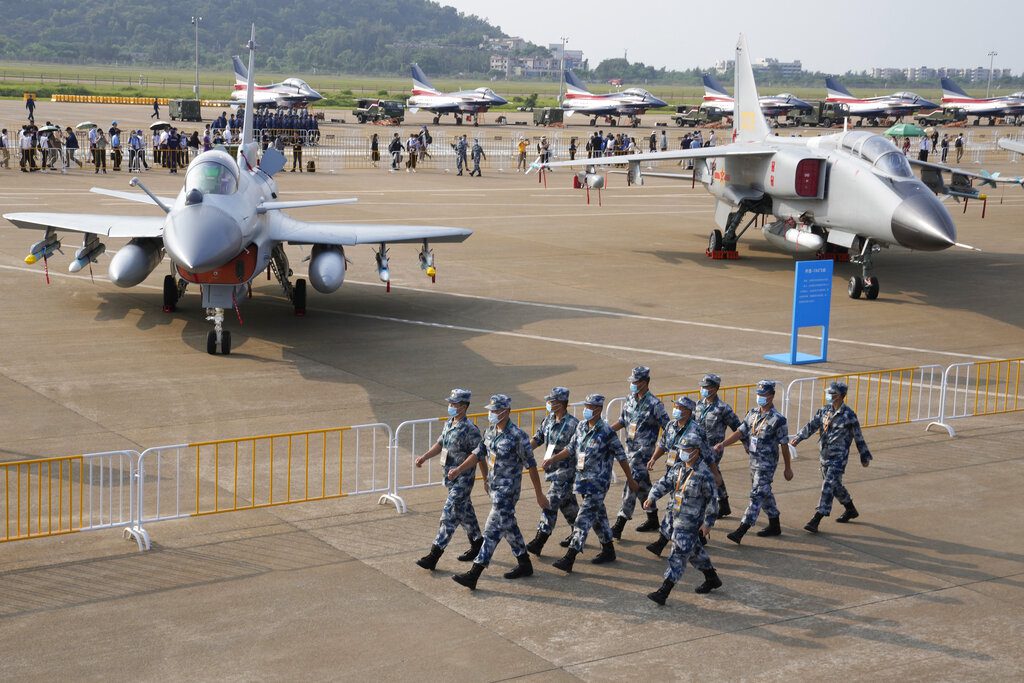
[545,417,569,462]
[698,399,714,423]
[440,418,457,463]
[627,395,646,440]
[576,424,599,471]
[822,408,836,435]
[749,411,770,453]
[666,419,693,466]
[673,467,695,506]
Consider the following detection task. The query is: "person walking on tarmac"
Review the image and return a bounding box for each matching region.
[151,98,160,119]
[388,132,404,172]
[695,373,742,517]
[715,380,794,544]
[451,395,549,590]
[469,138,486,176]
[414,388,485,571]
[525,387,580,556]
[790,381,872,533]
[609,366,669,538]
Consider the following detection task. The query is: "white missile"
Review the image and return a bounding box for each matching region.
[68,241,106,273]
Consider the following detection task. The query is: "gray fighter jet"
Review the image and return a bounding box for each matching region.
[4,26,471,354]
[531,35,1006,300]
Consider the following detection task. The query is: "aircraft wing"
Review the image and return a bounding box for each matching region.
[3,212,164,238]
[910,159,1024,190]
[269,215,471,246]
[998,138,1024,155]
[90,187,177,207]
[534,145,774,171]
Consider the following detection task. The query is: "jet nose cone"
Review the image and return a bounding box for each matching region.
[891,192,957,251]
[308,90,324,102]
[792,97,813,111]
[650,96,668,108]
[491,93,508,105]
[163,204,244,272]
[918,98,939,110]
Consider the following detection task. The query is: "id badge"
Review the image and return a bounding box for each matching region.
[544,443,557,463]
[627,422,638,439]
[576,451,586,471]
[666,450,677,467]
[440,447,449,466]
[748,436,759,453]
[487,451,496,472]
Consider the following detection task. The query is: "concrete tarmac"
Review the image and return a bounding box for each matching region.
[0,100,1022,681]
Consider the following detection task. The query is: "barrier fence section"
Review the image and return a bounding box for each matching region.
[928,358,1024,436]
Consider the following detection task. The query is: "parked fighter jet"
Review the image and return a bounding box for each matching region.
[5,27,471,354]
[998,138,1024,155]
[531,35,992,301]
[560,70,668,127]
[824,77,937,123]
[940,78,1024,125]
[230,55,323,108]
[406,63,507,125]
[701,73,811,118]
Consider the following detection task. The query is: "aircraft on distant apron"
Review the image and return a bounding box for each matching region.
[406,63,507,126]
[230,55,323,107]
[940,79,1024,126]
[559,70,668,128]
[5,26,471,354]
[701,73,811,118]
[824,78,937,123]
[531,35,1021,300]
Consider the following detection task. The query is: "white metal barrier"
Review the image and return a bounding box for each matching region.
[927,359,1024,437]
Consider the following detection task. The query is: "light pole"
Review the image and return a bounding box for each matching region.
[191,15,203,100]
[986,50,998,98]
[558,36,568,103]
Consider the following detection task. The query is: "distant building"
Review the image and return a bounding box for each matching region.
[488,39,585,78]
[713,59,734,74]
[548,43,584,71]
[871,65,1015,83]
[752,57,803,77]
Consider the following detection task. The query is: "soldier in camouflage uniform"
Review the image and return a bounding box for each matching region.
[526,387,580,556]
[695,373,742,517]
[791,381,872,533]
[715,380,795,544]
[415,388,485,571]
[452,395,550,590]
[609,366,670,537]
[644,433,722,605]
[548,394,639,573]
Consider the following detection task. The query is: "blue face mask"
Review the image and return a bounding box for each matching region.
[487,411,500,424]
[447,405,458,417]
[700,388,710,399]
[672,408,683,421]
[825,392,835,403]
[629,383,639,393]
[582,408,595,421]
[756,395,769,407]
[545,402,553,413]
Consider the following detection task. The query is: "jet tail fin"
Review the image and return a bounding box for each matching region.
[238,24,257,168]
[564,69,592,96]
[941,77,970,99]
[702,73,731,98]
[232,55,248,85]
[733,34,770,143]
[411,63,439,95]
[825,77,854,99]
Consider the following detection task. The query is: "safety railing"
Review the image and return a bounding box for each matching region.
[927,358,1023,436]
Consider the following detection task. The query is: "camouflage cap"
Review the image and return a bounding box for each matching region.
[484,394,512,411]
[756,379,777,395]
[700,373,721,388]
[628,366,651,382]
[445,388,472,404]
[677,433,703,450]
[673,396,696,410]
[827,381,848,396]
[583,393,605,407]
[545,386,570,402]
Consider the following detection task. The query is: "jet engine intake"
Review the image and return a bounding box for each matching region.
[308,244,346,293]
[108,238,164,288]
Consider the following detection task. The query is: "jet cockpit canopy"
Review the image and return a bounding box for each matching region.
[185,152,239,196]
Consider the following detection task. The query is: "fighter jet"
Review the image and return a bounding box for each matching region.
[825,77,937,123]
[701,73,811,119]
[940,78,1024,125]
[4,26,471,355]
[531,35,987,301]
[560,70,668,127]
[230,55,323,108]
[406,63,507,126]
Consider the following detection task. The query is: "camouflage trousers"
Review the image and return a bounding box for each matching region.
[709,450,729,500]
[433,473,482,550]
[617,452,654,520]
[537,478,579,535]
[569,488,613,552]
[740,463,779,526]
[817,456,852,516]
[475,491,527,567]
[665,527,714,582]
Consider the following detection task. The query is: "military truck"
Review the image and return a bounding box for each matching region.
[673,106,725,127]
[915,108,967,126]
[794,101,851,128]
[169,99,202,122]
[351,99,405,124]
[533,107,564,126]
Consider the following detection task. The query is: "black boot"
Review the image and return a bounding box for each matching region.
[552,548,578,573]
[694,568,722,594]
[526,531,550,556]
[636,510,660,532]
[836,501,859,523]
[559,532,573,548]
[646,534,670,557]
[718,496,732,518]
[611,516,627,540]
[457,537,483,562]
[727,523,751,544]
[804,512,825,533]
[503,553,534,579]
[416,544,444,570]
[647,579,675,605]
[591,541,617,564]
[756,516,782,537]
[452,562,485,590]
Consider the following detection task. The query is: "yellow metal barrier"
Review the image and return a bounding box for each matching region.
[942,358,1023,420]
[1,455,82,543]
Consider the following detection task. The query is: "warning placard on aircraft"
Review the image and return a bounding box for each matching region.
[765,260,833,365]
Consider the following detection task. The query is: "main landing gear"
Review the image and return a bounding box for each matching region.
[269,244,306,315]
[706,198,771,259]
[848,237,881,300]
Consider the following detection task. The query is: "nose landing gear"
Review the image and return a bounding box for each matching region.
[205,308,232,355]
[848,238,881,300]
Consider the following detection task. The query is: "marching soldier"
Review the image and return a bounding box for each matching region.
[549,394,639,573]
[526,387,580,556]
[609,366,669,537]
[414,388,485,571]
[790,381,872,533]
[644,433,722,605]
[715,380,794,544]
[695,373,742,517]
[452,395,549,590]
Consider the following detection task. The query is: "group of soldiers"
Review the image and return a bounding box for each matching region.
[414,366,873,605]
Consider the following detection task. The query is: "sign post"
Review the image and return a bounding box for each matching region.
[765,260,833,365]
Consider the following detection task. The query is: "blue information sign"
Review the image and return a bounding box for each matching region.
[765,260,833,365]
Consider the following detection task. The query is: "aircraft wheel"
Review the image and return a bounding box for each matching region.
[610,119,617,127]
[864,277,880,300]
[709,229,723,253]
[432,116,440,125]
[848,276,864,299]
[294,278,307,316]
[206,330,218,355]
[221,330,232,355]
[589,119,596,127]
[162,274,177,313]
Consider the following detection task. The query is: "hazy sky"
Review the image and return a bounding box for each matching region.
[441,0,1023,75]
